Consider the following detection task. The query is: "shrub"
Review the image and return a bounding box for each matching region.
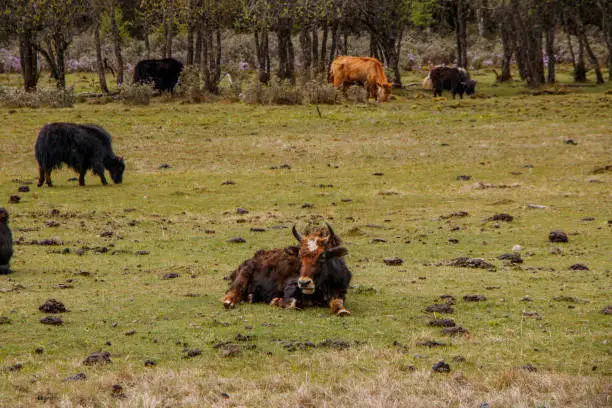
[0,86,75,108]
[175,65,204,103]
[345,85,368,104]
[120,82,154,105]
[302,80,341,105]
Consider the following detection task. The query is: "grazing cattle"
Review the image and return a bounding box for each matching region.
[223,223,352,316]
[133,58,183,93]
[35,123,125,187]
[0,208,13,275]
[330,56,392,102]
[429,66,476,99]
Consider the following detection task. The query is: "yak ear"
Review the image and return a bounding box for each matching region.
[325,246,348,259]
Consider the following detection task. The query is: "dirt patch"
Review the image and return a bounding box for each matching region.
[426,304,454,313]
[40,316,63,325]
[274,339,316,352]
[549,230,568,243]
[442,326,470,337]
[432,360,450,373]
[440,295,456,305]
[440,211,469,219]
[227,237,246,243]
[487,213,514,222]
[463,295,486,302]
[456,175,471,181]
[83,351,111,365]
[183,349,202,358]
[318,339,352,350]
[569,263,589,271]
[416,340,446,347]
[497,253,523,263]
[428,319,456,327]
[383,257,403,266]
[162,273,179,280]
[39,299,67,313]
[445,257,495,269]
[600,306,612,315]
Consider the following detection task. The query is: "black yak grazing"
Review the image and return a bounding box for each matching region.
[0,208,13,275]
[430,66,476,99]
[35,123,125,187]
[133,58,183,93]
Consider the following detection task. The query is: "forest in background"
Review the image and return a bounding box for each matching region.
[1,0,611,93]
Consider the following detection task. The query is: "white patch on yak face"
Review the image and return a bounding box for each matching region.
[307,239,318,253]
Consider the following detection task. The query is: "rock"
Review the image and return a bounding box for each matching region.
[45,220,60,227]
[416,340,446,347]
[39,299,67,313]
[134,250,150,255]
[6,363,23,372]
[162,273,179,280]
[487,213,513,222]
[440,295,456,305]
[527,204,547,209]
[221,180,235,185]
[512,245,522,253]
[184,349,201,358]
[18,186,30,192]
[600,306,612,315]
[9,195,21,204]
[38,236,63,246]
[521,296,532,302]
[456,175,472,181]
[463,295,486,302]
[301,203,313,208]
[125,330,136,336]
[100,231,113,238]
[549,230,568,243]
[250,228,266,232]
[425,304,454,313]
[83,351,111,365]
[440,211,469,219]
[227,237,246,244]
[221,345,241,357]
[383,257,403,266]
[159,163,171,169]
[564,139,578,145]
[64,373,87,382]
[370,238,387,243]
[40,316,63,325]
[568,263,589,271]
[518,363,537,372]
[432,360,450,373]
[236,207,249,214]
[144,359,157,367]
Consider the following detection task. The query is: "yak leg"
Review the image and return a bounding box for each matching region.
[93,164,108,185]
[44,170,53,187]
[78,169,87,186]
[38,167,45,187]
[222,272,250,309]
[329,298,351,316]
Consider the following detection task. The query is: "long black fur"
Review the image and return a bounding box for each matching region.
[0,208,13,274]
[35,123,125,187]
[430,66,476,99]
[133,58,183,93]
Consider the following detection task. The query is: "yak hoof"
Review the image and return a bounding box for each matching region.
[270,298,282,307]
[223,299,235,309]
[336,309,351,317]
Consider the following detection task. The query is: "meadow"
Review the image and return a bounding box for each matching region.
[0,72,610,407]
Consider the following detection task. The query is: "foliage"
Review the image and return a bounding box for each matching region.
[119,81,154,105]
[0,86,74,107]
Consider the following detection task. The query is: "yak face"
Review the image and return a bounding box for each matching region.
[108,156,125,184]
[377,82,393,102]
[292,223,348,295]
[463,80,476,96]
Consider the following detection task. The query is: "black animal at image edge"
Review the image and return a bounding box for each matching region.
[430,66,476,99]
[0,208,13,274]
[133,58,183,93]
[35,123,125,187]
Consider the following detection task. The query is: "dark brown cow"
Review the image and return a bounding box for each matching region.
[0,208,13,275]
[429,66,476,99]
[222,223,352,316]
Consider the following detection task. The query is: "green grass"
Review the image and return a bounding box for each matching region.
[0,80,610,407]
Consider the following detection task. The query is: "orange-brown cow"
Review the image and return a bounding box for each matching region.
[330,56,392,102]
[222,223,352,316]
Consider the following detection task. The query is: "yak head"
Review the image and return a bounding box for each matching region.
[292,222,348,295]
[463,79,476,96]
[107,156,125,184]
[0,207,8,224]
[377,82,393,102]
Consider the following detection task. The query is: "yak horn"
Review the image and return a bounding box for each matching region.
[325,222,336,239]
[292,225,303,242]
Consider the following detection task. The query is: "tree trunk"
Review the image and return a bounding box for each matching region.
[511,0,544,87]
[94,22,109,94]
[455,0,468,67]
[499,7,514,82]
[596,0,612,79]
[276,18,295,82]
[195,29,202,67]
[19,29,38,91]
[110,0,124,86]
[545,26,555,84]
[319,23,328,74]
[311,28,319,76]
[165,0,174,58]
[144,13,151,59]
[328,22,339,74]
[574,13,604,84]
[187,24,195,65]
[575,34,587,81]
[299,26,312,79]
[254,30,270,83]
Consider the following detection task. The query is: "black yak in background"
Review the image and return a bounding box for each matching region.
[0,208,13,275]
[35,123,125,187]
[133,58,183,93]
[430,66,476,99]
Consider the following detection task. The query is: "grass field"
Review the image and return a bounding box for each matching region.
[0,73,611,407]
